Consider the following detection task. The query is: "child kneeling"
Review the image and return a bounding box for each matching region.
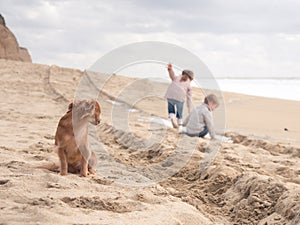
[183,94,219,139]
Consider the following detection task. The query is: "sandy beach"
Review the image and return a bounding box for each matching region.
[0,59,299,225]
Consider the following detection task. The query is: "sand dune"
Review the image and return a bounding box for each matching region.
[0,59,299,225]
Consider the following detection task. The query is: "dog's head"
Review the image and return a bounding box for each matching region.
[68,99,101,125]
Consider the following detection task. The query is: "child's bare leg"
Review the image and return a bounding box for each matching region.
[178,118,183,132]
[169,113,178,128]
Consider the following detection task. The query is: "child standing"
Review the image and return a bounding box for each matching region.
[165,63,193,130]
[183,94,219,139]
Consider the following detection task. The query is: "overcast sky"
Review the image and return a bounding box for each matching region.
[1,0,300,77]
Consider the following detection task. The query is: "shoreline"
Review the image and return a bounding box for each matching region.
[86,70,299,145]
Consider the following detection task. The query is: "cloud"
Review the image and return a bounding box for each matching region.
[130,0,300,34]
[0,0,300,77]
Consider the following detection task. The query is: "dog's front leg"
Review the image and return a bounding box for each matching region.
[88,152,98,175]
[58,148,68,175]
[80,145,90,177]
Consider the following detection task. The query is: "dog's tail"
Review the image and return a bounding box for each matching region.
[35,162,59,172]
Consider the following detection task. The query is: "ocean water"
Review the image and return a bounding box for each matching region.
[114,62,300,101]
[111,61,300,101]
[211,78,300,101]
[148,77,300,102]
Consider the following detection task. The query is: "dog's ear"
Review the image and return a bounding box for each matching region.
[68,102,73,112]
[95,101,101,114]
[69,99,81,112]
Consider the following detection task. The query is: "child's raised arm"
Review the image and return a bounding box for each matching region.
[167,63,175,81]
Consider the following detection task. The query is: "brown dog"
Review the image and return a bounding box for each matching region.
[55,99,101,177]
